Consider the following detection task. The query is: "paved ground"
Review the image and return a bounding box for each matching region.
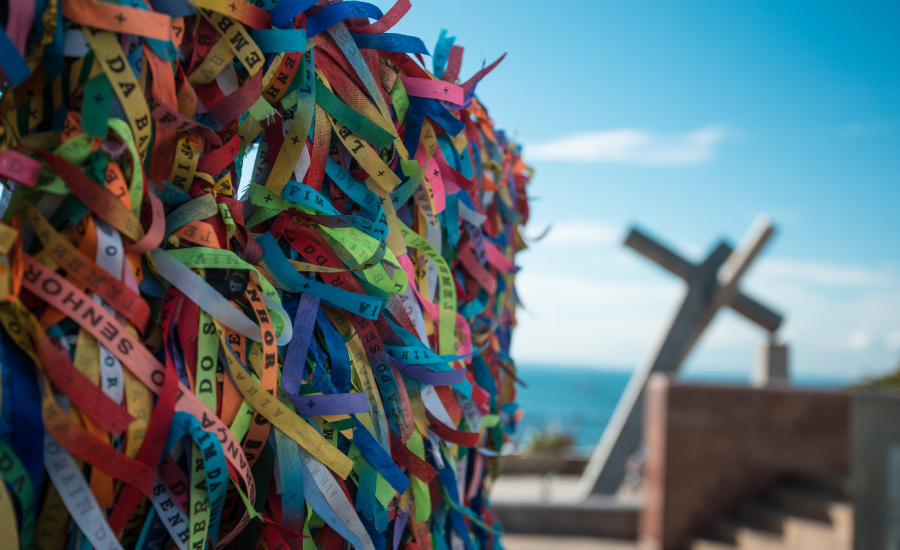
[492,474,585,503]
[502,535,638,549]
[492,475,643,543]
[492,475,643,505]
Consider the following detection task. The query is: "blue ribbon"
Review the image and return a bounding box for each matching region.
[305,2,383,37]
[0,332,43,500]
[360,505,387,549]
[352,425,410,495]
[472,355,497,398]
[0,27,32,85]
[384,319,473,397]
[409,96,465,137]
[162,412,228,543]
[350,33,429,55]
[273,429,305,535]
[402,104,425,159]
[281,179,384,240]
[431,441,476,550]
[250,29,307,53]
[154,181,192,206]
[129,0,179,60]
[324,159,379,215]
[460,288,488,319]
[257,233,383,319]
[147,0,196,18]
[311,309,350,394]
[432,30,455,78]
[355,459,378,519]
[299,456,365,549]
[443,193,461,246]
[323,158,390,241]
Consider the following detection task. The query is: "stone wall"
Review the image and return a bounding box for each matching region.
[641,375,850,550]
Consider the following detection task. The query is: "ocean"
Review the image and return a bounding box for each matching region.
[513,366,847,452]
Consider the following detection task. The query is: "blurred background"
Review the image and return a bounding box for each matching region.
[376,2,898,548]
[381,0,900,454]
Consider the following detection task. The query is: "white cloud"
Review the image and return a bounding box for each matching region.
[526,126,731,166]
[836,121,892,139]
[512,222,900,382]
[848,329,873,350]
[514,270,680,367]
[886,330,900,351]
[755,258,890,288]
[539,221,620,247]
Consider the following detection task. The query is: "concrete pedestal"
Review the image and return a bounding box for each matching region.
[753,340,789,387]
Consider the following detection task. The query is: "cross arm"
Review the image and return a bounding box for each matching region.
[624,227,693,280]
[718,215,775,288]
[730,291,783,333]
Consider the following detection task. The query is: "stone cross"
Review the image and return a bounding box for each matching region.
[578,215,783,496]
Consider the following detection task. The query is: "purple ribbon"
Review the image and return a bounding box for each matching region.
[389,357,467,386]
[282,293,321,394]
[287,392,370,416]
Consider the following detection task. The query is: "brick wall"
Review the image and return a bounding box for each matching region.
[641,375,849,549]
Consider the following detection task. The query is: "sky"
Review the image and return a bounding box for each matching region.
[381,0,900,382]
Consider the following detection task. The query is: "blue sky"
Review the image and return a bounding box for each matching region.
[384,1,900,382]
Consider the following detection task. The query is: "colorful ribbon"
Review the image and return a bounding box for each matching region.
[0,2,532,550]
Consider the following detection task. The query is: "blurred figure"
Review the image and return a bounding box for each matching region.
[622,448,646,496]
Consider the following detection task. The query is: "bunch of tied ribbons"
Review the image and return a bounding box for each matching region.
[0,0,534,549]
